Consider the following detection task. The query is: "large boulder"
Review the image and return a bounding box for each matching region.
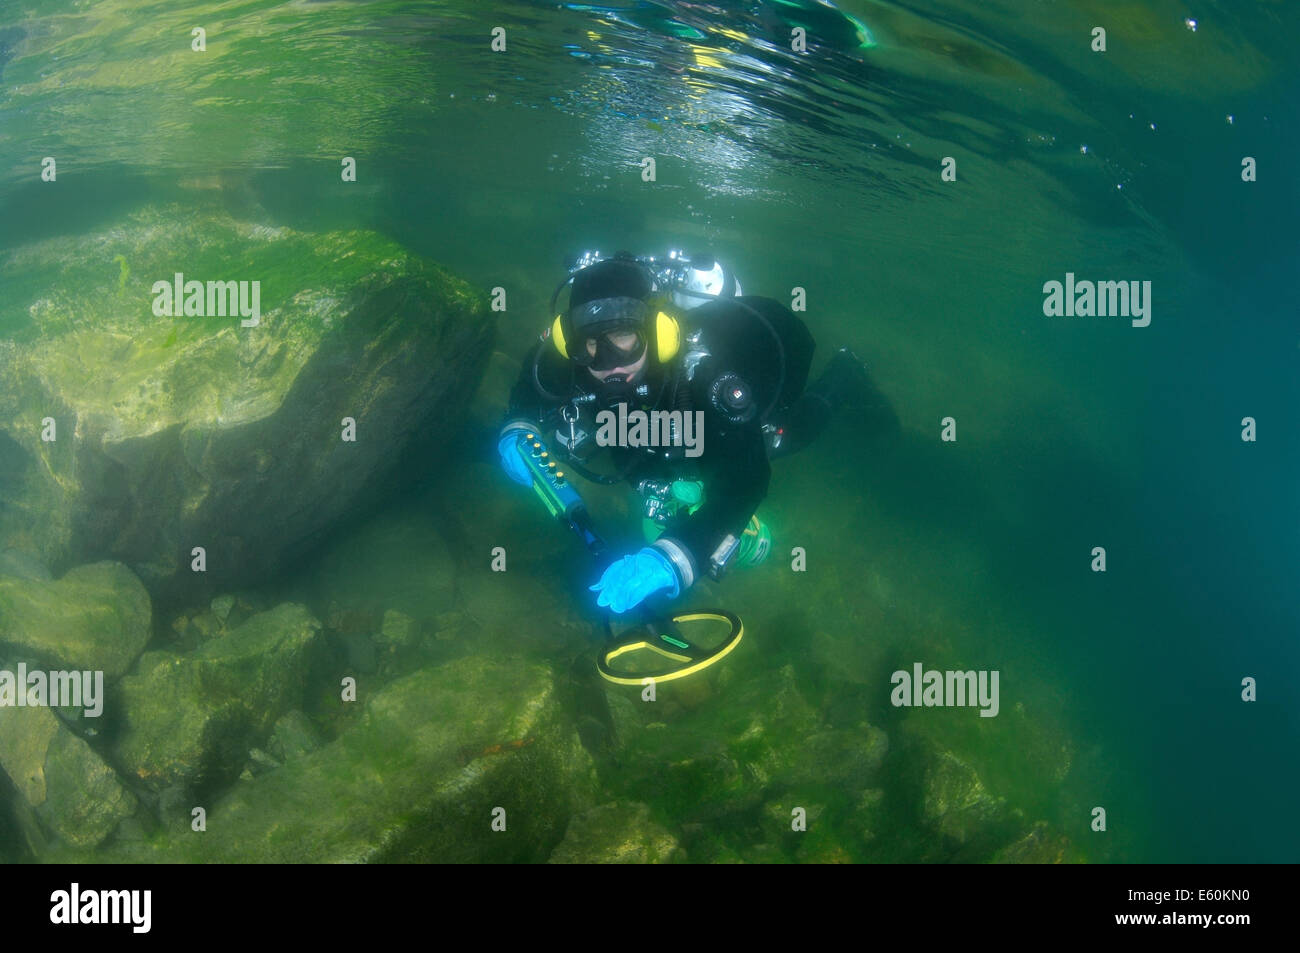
[0,204,493,604]
[61,655,598,862]
[0,560,151,679]
[0,702,137,850]
[113,603,322,793]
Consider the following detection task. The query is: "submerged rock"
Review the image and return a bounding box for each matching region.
[169,595,266,651]
[849,787,886,844]
[377,608,418,650]
[548,801,686,863]
[209,594,235,624]
[266,709,322,763]
[791,726,889,792]
[897,693,1078,861]
[604,663,887,841]
[991,820,1071,864]
[113,603,322,792]
[0,204,493,604]
[0,560,151,679]
[168,607,223,651]
[56,655,596,862]
[374,609,421,676]
[921,749,1008,847]
[0,703,136,849]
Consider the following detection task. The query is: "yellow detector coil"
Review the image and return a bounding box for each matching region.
[597,609,743,685]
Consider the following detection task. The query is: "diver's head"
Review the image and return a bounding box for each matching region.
[565,255,656,397]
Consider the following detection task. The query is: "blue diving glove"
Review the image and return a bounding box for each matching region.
[497,431,532,487]
[590,547,681,614]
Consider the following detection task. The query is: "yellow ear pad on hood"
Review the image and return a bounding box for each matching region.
[655,311,680,362]
[551,314,568,357]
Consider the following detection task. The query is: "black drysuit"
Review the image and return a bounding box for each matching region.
[504,295,813,579]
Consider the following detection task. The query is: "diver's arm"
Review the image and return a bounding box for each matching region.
[591,435,769,614]
[500,342,571,484]
[655,426,771,583]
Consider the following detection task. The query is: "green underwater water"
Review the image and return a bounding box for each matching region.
[0,0,1297,863]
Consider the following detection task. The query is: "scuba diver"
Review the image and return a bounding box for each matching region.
[498,250,895,618]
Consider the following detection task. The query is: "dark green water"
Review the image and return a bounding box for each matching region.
[1,0,1296,863]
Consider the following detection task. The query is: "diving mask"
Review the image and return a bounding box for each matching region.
[575,327,647,371]
[568,296,650,371]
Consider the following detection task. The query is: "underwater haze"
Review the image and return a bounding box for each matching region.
[0,0,1297,864]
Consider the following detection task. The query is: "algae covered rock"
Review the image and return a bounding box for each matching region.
[68,655,597,862]
[114,602,322,792]
[991,820,1071,864]
[898,695,1076,860]
[0,204,493,603]
[0,560,151,679]
[789,726,889,792]
[848,787,886,845]
[0,703,136,849]
[548,801,686,864]
[921,749,1008,847]
[266,709,323,763]
[605,664,884,822]
[598,659,895,862]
